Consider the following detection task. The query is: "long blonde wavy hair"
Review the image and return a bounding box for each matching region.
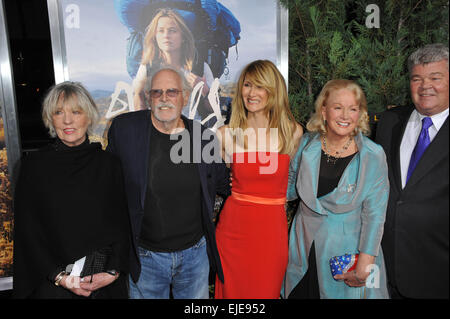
[228,60,298,155]
[142,8,196,71]
[306,79,370,136]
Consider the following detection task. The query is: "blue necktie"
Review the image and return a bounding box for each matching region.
[406,117,433,183]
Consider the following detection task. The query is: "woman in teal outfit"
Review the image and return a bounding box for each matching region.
[283,79,389,299]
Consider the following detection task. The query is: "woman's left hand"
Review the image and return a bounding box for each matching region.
[334,252,375,287]
[334,270,367,287]
[79,272,119,292]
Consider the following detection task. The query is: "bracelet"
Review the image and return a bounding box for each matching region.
[54,271,66,286]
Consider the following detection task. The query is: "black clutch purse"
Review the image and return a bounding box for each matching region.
[80,246,113,278]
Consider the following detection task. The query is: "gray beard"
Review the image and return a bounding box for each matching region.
[152,102,178,123]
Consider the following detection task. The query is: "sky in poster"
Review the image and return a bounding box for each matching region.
[61,0,279,92]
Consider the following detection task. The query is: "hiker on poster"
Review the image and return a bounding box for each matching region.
[55,0,279,144]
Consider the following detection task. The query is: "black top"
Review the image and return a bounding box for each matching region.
[13,138,130,298]
[106,111,231,283]
[317,150,356,198]
[139,121,203,252]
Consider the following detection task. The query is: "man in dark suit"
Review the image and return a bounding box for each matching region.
[107,67,230,298]
[376,43,449,299]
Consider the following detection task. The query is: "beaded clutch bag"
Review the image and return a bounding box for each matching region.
[329,253,359,280]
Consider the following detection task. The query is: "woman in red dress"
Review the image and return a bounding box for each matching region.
[215,60,303,298]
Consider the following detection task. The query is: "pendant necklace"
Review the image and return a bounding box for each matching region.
[322,135,353,165]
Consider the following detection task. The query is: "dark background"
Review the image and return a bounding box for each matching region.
[4,0,55,152]
[1,0,54,298]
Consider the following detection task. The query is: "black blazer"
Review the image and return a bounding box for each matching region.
[106,111,230,283]
[376,106,449,299]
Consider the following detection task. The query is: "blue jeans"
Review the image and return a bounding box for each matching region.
[129,236,209,299]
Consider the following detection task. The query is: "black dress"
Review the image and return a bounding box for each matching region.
[13,138,130,299]
[289,150,356,299]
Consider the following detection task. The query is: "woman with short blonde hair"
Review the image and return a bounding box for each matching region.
[283,79,389,299]
[41,81,99,138]
[306,79,370,136]
[14,81,130,299]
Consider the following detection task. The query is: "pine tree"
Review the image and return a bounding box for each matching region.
[279,0,449,125]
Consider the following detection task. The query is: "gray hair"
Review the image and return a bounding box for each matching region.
[408,43,449,74]
[42,81,99,137]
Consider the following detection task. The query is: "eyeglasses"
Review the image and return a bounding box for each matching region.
[148,88,182,99]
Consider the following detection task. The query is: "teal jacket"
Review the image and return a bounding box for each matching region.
[282,132,390,299]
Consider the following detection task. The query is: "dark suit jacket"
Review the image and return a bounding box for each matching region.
[106,110,230,283]
[376,106,449,298]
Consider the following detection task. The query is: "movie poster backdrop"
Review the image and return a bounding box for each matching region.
[49,0,284,146]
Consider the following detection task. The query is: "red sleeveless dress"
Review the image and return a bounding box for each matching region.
[215,152,290,299]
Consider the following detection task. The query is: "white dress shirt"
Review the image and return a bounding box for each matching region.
[400,107,449,188]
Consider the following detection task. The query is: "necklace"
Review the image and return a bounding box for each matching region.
[322,135,353,164]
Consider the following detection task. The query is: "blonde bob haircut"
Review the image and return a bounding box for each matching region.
[142,8,196,71]
[229,60,298,155]
[306,79,370,136]
[42,81,99,138]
